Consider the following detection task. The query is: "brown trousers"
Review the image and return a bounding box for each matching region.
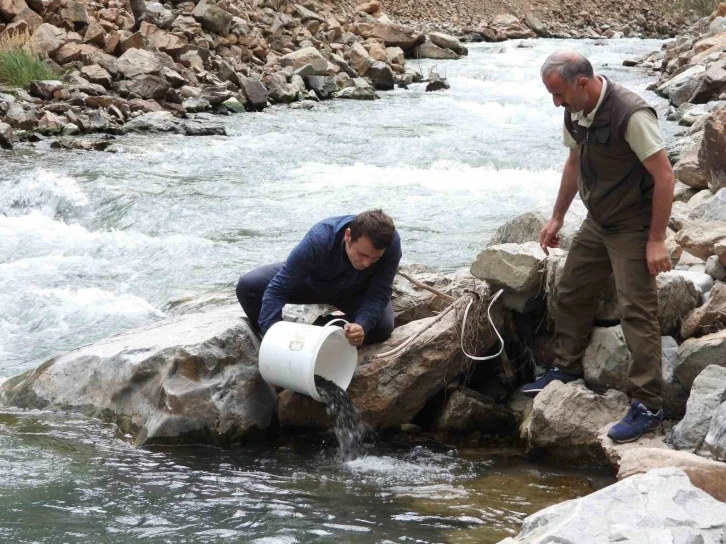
[554,218,663,410]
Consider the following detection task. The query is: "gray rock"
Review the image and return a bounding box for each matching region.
[471,241,559,299]
[681,281,726,338]
[366,61,394,91]
[0,122,14,149]
[676,329,726,390]
[304,75,337,100]
[499,468,726,544]
[192,0,233,35]
[673,180,700,203]
[671,365,726,451]
[121,75,170,100]
[705,401,726,459]
[688,188,726,222]
[414,41,460,60]
[240,77,268,111]
[117,48,162,79]
[655,272,701,335]
[81,64,112,88]
[182,97,211,112]
[524,13,548,36]
[265,73,298,104]
[29,80,63,100]
[337,86,377,100]
[4,103,36,130]
[222,97,245,113]
[0,306,274,446]
[432,387,515,434]
[525,381,629,465]
[123,111,181,133]
[706,255,726,280]
[425,80,450,92]
[279,47,328,75]
[182,119,226,136]
[428,32,468,55]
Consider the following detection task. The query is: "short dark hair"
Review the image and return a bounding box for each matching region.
[349,209,395,250]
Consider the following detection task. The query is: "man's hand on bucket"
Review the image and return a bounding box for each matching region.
[344,323,365,347]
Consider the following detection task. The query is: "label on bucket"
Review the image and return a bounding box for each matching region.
[289,334,305,351]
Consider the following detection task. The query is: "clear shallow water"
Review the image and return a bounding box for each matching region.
[0,409,610,543]
[1,38,673,542]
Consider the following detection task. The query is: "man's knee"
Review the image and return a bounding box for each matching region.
[365,305,395,345]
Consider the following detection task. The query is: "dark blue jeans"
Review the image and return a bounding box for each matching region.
[236,263,395,345]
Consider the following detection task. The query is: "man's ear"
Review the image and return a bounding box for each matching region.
[344,228,351,243]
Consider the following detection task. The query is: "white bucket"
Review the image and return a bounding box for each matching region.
[258,319,358,402]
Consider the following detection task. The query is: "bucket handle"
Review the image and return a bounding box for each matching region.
[322,318,349,329]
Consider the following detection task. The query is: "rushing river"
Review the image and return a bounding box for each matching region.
[1,38,675,543]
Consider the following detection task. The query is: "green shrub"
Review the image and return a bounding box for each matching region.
[0,48,55,89]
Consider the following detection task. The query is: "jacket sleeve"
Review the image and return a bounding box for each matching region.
[354,239,402,334]
[258,232,320,335]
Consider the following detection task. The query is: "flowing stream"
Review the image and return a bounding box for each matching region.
[1,38,677,543]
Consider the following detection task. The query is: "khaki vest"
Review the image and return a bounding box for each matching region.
[564,78,657,229]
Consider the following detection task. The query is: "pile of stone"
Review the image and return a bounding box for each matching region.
[383,0,685,41]
[0,0,471,149]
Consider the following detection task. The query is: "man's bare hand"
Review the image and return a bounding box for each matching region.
[344,323,365,347]
[539,217,564,255]
[646,240,672,276]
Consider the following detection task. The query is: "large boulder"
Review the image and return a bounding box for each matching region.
[524,381,629,465]
[490,14,536,39]
[656,65,706,103]
[139,21,188,57]
[4,103,36,130]
[192,0,233,35]
[366,61,394,90]
[369,23,424,50]
[0,0,28,20]
[123,111,181,133]
[0,121,13,149]
[120,74,171,100]
[413,41,459,60]
[240,76,268,111]
[117,48,162,78]
[705,400,726,459]
[0,306,276,446]
[305,75,337,99]
[686,187,726,223]
[264,73,298,104]
[671,365,726,451]
[655,272,701,335]
[77,44,118,75]
[28,23,67,57]
[582,331,686,417]
[617,449,726,503]
[428,32,467,55]
[699,108,726,192]
[675,220,726,260]
[471,242,559,307]
[499,468,726,544]
[673,148,709,189]
[278,292,499,429]
[682,281,726,338]
[279,47,328,75]
[675,329,726,389]
[431,387,516,435]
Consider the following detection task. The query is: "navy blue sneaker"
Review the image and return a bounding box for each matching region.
[607,401,663,443]
[520,367,582,398]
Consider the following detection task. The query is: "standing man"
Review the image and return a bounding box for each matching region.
[520,51,675,443]
[236,209,401,347]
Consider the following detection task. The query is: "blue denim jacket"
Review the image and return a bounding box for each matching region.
[259,215,402,334]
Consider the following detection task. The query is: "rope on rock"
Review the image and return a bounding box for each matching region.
[460,289,504,362]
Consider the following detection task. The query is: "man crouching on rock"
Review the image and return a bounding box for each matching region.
[236,209,402,347]
[520,51,675,443]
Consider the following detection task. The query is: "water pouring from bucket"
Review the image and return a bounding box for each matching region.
[258,318,358,402]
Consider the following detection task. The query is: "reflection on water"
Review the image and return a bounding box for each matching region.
[0,409,612,543]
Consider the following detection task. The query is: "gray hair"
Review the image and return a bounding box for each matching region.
[540,51,594,84]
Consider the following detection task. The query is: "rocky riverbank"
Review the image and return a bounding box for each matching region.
[0,0,700,151]
[0,0,491,150]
